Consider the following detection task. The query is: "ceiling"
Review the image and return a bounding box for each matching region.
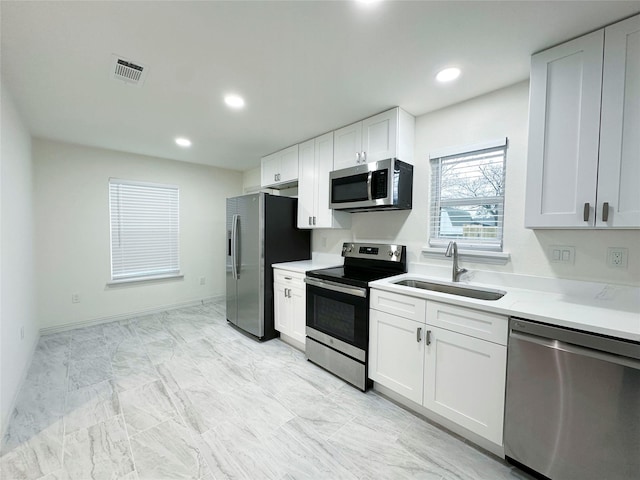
[2,1,638,172]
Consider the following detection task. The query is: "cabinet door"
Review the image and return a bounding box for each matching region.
[362,109,397,163]
[423,326,506,445]
[369,309,424,404]
[289,284,306,345]
[598,14,640,228]
[313,131,335,228]
[333,121,362,170]
[273,282,290,334]
[525,30,604,228]
[297,139,315,228]
[261,152,280,187]
[278,145,299,184]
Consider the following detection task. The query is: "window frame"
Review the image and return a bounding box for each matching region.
[108,178,181,285]
[428,138,508,252]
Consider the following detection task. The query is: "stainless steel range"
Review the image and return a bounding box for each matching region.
[304,242,407,391]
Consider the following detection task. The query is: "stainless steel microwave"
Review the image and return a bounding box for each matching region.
[329,158,413,212]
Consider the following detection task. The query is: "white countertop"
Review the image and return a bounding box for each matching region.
[370,272,640,342]
[272,254,341,274]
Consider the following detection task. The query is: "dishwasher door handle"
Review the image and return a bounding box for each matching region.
[510,330,640,370]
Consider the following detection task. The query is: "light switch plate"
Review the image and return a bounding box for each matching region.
[548,245,575,264]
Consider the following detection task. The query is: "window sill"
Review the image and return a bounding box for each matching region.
[106,273,184,287]
[421,247,510,265]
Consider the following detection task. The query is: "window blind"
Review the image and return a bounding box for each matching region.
[109,179,180,281]
[429,144,507,250]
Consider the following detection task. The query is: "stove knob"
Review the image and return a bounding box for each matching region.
[388,251,394,257]
[394,251,400,257]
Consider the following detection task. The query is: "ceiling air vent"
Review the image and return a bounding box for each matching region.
[110,54,148,87]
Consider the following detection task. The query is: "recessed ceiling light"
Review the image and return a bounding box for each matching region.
[436,67,461,83]
[224,94,245,109]
[175,137,191,147]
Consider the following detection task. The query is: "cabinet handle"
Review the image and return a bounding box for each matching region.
[602,202,609,222]
[313,216,316,225]
[416,327,422,343]
[286,288,291,298]
[356,152,361,164]
[284,276,292,280]
[309,216,312,225]
[426,330,432,346]
[362,151,367,163]
[583,202,590,222]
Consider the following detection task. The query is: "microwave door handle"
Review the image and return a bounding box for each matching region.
[367,171,373,201]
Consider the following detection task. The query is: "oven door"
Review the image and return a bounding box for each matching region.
[305,277,369,357]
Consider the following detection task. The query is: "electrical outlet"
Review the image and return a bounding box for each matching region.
[548,245,575,264]
[607,247,628,268]
[71,293,80,303]
[199,276,206,285]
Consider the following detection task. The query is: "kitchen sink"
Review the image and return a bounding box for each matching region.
[393,279,506,301]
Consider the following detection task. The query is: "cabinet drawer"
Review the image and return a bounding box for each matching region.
[274,269,305,285]
[370,289,426,322]
[426,302,508,345]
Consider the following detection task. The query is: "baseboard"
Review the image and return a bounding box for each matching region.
[1,331,41,439]
[278,332,306,352]
[39,295,225,336]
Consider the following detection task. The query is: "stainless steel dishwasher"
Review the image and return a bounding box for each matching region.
[504,318,640,480]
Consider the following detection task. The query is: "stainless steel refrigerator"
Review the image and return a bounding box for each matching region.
[226,193,311,340]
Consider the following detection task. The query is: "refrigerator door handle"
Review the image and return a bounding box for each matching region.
[231,214,240,279]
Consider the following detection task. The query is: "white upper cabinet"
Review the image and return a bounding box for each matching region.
[333,122,363,170]
[333,107,415,171]
[525,14,640,228]
[261,144,299,188]
[297,133,351,229]
[598,15,640,228]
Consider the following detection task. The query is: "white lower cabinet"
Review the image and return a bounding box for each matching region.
[369,288,508,447]
[273,269,306,347]
[423,325,507,445]
[369,309,424,404]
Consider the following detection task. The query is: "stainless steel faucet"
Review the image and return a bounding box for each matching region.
[445,241,467,282]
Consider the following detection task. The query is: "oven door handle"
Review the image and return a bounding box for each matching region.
[304,277,367,298]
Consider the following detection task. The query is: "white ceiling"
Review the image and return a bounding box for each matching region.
[2,1,638,172]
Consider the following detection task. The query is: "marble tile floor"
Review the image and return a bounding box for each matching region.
[1,301,535,480]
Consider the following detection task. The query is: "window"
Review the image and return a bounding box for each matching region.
[109,179,180,282]
[429,139,507,251]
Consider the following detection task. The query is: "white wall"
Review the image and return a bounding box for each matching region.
[1,82,38,434]
[242,166,261,193]
[309,82,640,286]
[33,139,243,331]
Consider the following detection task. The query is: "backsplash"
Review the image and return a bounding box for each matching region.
[308,82,639,287]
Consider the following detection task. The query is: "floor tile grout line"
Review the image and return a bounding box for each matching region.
[107,330,139,479]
